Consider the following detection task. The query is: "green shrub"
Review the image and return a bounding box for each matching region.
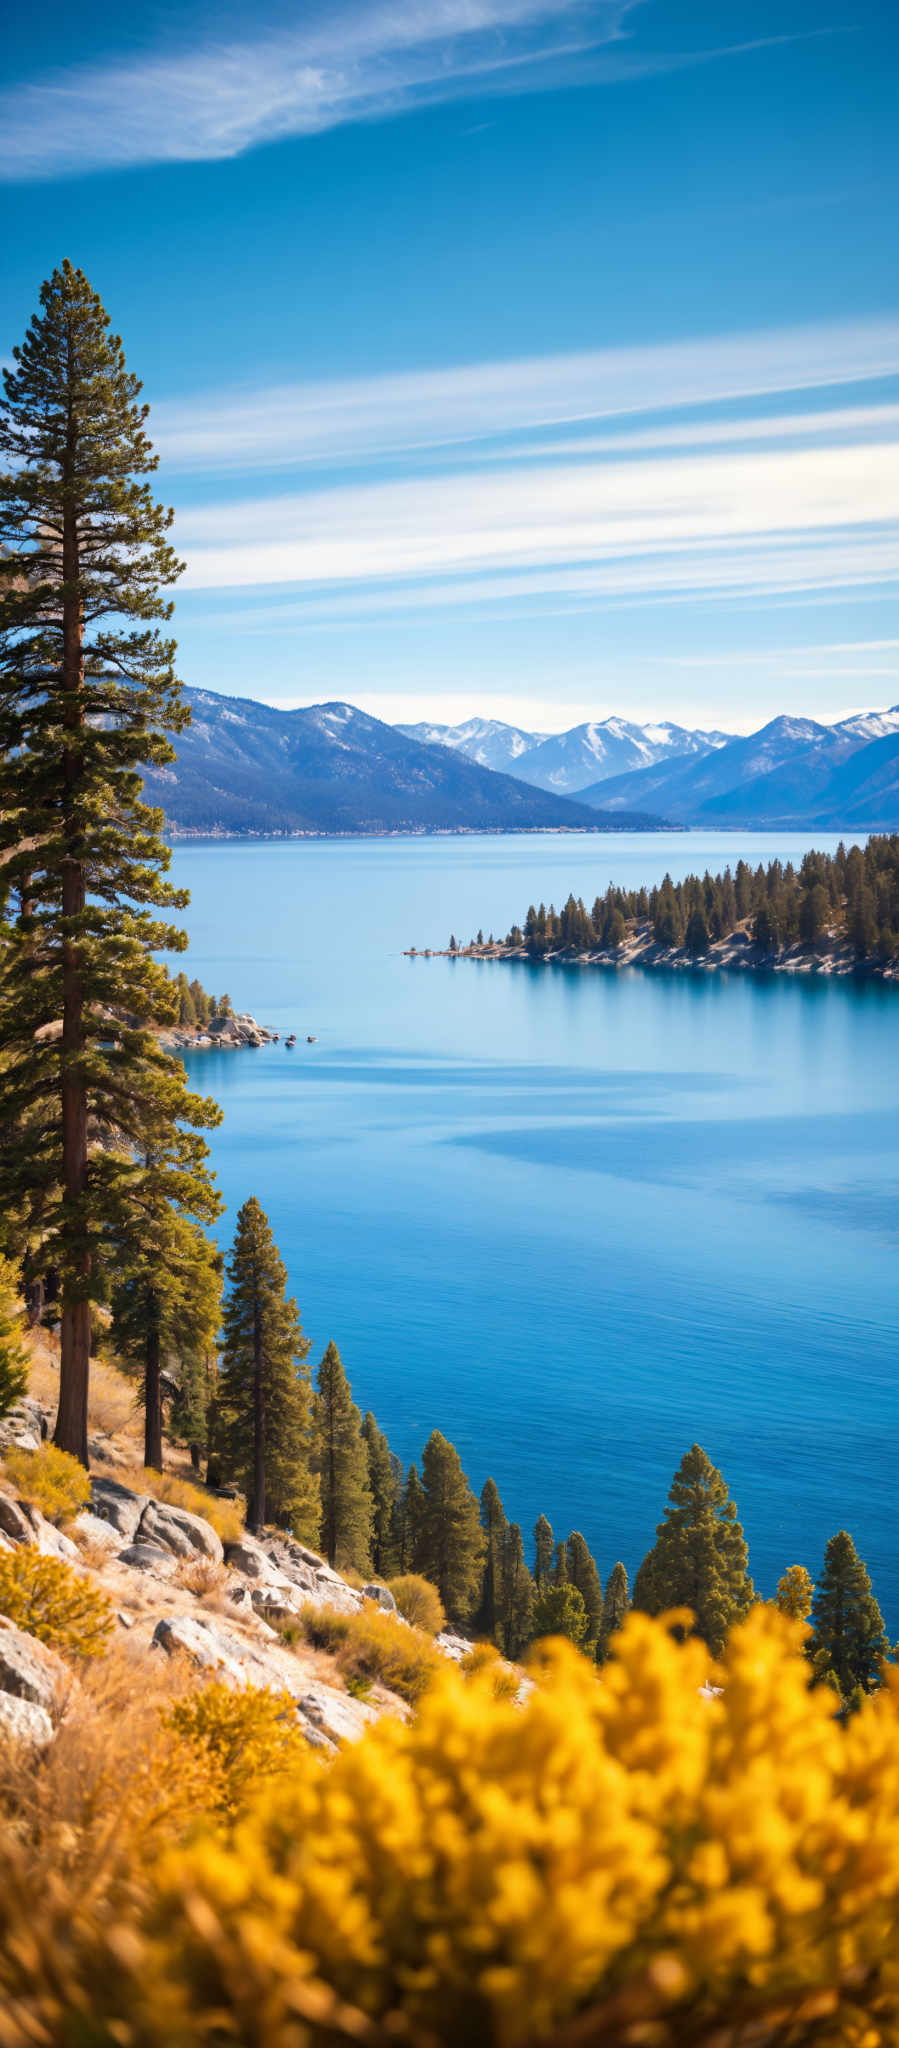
[0,1548,114,1658]
[387,1573,445,1635]
[288,1603,442,1704]
[2,1443,91,1525]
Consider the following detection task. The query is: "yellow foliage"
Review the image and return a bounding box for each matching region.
[387,1571,446,1634]
[462,1639,522,1699]
[134,1466,245,1545]
[2,1607,899,2045]
[166,1680,310,1818]
[290,1600,443,1703]
[0,1547,114,1659]
[2,1441,91,1524]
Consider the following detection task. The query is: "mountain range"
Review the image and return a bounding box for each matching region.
[577,708,899,828]
[397,715,732,793]
[145,690,658,836]
[402,706,899,830]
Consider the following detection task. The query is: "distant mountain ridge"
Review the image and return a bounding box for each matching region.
[579,707,899,828]
[398,714,733,791]
[143,689,662,836]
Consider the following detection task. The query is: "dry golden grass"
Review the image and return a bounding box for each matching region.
[174,1556,231,1602]
[286,1603,443,1704]
[121,1468,246,1545]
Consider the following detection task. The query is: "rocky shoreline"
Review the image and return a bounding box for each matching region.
[156,1010,280,1051]
[412,929,899,981]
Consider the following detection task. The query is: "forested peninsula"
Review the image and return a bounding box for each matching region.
[438,836,899,980]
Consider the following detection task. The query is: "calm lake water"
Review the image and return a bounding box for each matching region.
[171,833,899,1627]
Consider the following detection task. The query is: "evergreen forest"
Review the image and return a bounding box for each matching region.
[481,835,899,963]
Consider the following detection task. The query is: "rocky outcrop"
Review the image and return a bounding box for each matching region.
[0,1397,48,1455]
[139,1499,223,1564]
[0,1619,66,1715]
[0,1694,54,1748]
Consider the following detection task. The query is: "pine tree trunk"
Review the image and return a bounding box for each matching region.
[144,1313,163,1471]
[54,374,91,1468]
[251,1298,265,1531]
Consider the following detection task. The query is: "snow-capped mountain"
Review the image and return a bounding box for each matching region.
[579,708,899,828]
[396,718,547,776]
[398,715,733,793]
[512,718,733,793]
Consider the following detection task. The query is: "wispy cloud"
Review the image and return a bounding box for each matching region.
[150,321,899,473]
[174,439,899,598]
[0,0,835,182]
[0,0,632,181]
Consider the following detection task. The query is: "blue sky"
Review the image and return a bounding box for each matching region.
[2,0,897,733]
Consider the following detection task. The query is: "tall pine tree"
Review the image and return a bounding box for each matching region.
[596,1561,630,1664]
[218,1198,317,1536]
[809,1531,890,1701]
[500,1521,536,1658]
[417,1431,485,1622]
[566,1532,603,1650]
[633,1444,753,1656]
[361,1410,399,1579]
[534,1514,554,1589]
[313,1342,372,1572]
[475,1478,509,1647]
[108,1134,222,1470]
[0,263,219,1463]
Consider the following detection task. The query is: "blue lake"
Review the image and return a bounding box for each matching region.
[170,832,899,1627]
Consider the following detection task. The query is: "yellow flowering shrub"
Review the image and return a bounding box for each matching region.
[2,1441,91,1525]
[0,1547,114,1658]
[290,1601,443,1703]
[1,1606,899,2046]
[387,1571,446,1634]
[165,1681,310,1818]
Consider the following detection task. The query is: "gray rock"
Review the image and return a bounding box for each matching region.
[0,1397,48,1454]
[117,1541,177,1576]
[152,1613,251,1684]
[137,1498,223,1565]
[91,1476,149,1543]
[31,1514,80,1562]
[250,1586,300,1624]
[71,1510,122,1552]
[435,1631,472,1663]
[362,1583,397,1613]
[0,1694,54,1749]
[224,1535,273,1579]
[0,1619,65,1712]
[0,1494,34,1546]
[297,1685,374,1745]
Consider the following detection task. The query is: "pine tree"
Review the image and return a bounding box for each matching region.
[0,262,219,1464]
[0,1257,28,1419]
[110,1207,221,1470]
[500,1521,535,1658]
[632,1444,753,1656]
[596,1560,630,1663]
[218,1198,317,1536]
[534,1514,554,1589]
[551,1539,569,1586]
[313,1342,372,1572]
[475,1478,508,1646]
[393,1463,426,1573]
[809,1532,890,1700]
[169,1346,214,1473]
[565,1532,603,1649]
[361,1411,399,1579]
[417,1431,485,1621]
[775,1564,814,1621]
[532,1582,588,1647]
